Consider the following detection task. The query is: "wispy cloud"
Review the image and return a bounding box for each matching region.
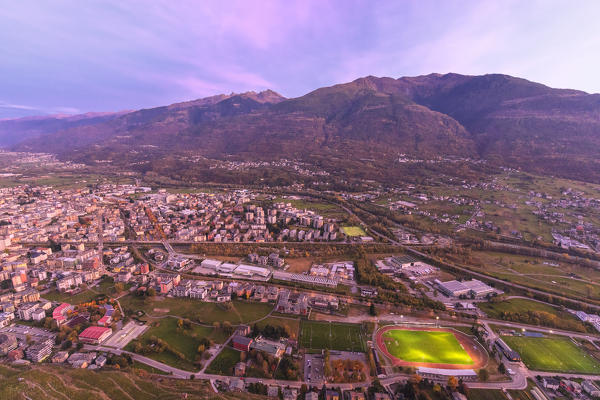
[0,102,39,111]
[0,101,79,117]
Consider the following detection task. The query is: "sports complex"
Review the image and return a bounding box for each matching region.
[374,325,489,369]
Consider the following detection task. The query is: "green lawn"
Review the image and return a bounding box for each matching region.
[43,289,100,304]
[299,320,366,352]
[502,335,600,374]
[126,317,229,371]
[382,330,473,365]
[342,226,367,237]
[205,347,241,375]
[119,295,273,325]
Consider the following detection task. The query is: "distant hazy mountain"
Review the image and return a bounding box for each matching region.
[9,75,600,182]
[0,111,129,146]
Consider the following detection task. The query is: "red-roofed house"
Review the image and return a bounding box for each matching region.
[232,335,253,352]
[97,315,112,326]
[52,303,72,326]
[79,326,112,344]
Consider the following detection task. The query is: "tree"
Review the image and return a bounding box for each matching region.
[369,303,377,316]
[114,282,125,293]
[498,362,506,374]
[447,376,458,390]
[477,369,489,382]
[147,287,156,297]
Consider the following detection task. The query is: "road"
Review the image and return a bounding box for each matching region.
[85,344,372,390]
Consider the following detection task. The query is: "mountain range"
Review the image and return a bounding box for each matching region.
[4,73,600,182]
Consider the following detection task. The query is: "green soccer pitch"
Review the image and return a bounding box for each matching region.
[382,329,474,365]
[502,336,600,374]
[341,226,367,237]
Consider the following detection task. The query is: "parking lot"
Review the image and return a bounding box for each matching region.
[103,321,147,348]
[0,324,56,342]
[304,354,325,385]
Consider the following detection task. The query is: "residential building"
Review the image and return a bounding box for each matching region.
[25,339,53,362]
[0,333,18,355]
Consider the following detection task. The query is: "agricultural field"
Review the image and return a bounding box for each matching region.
[300,320,366,352]
[381,330,473,365]
[0,364,257,400]
[126,316,229,371]
[342,226,367,237]
[205,347,241,376]
[119,295,273,325]
[502,335,600,374]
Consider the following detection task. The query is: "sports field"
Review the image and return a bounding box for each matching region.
[342,226,367,237]
[382,329,474,365]
[300,320,366,352]
[502,336,600,374]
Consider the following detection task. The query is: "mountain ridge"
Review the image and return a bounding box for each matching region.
[6,73,600,182]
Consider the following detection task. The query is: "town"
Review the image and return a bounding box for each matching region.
[0,177,600,400]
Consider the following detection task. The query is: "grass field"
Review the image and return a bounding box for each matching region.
[299,320,366,352]
[126,317,229,371]
[43,289,100,304]
[119,296,273,325]
[478,298,587,331]
[342,226,367,237]
[382,330,473,365]
[502,335,600,374]
[205,347,241,375]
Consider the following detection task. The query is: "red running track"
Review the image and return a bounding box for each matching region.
[374,325,489,370]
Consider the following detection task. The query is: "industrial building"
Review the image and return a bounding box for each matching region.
[436,279,494,298]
